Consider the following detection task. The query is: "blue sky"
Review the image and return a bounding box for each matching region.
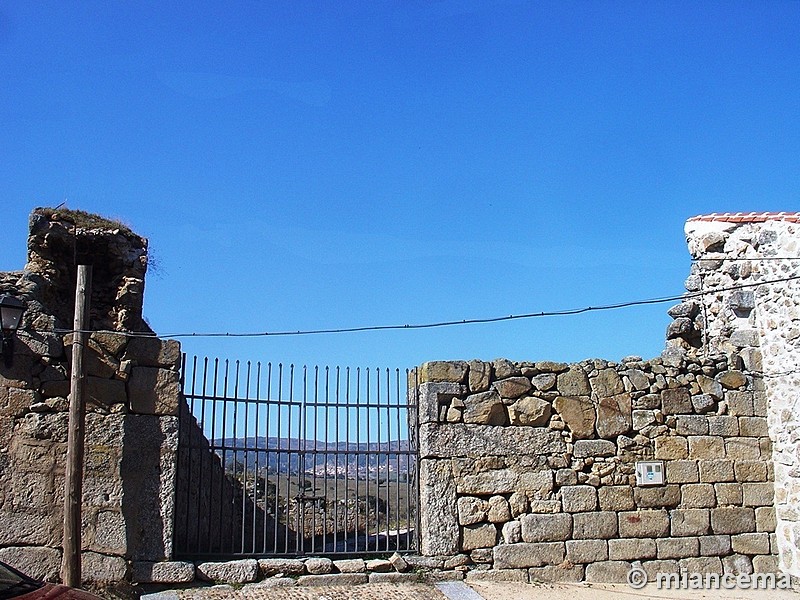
[1,1,798,370]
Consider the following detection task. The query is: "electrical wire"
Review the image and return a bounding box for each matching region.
[28,272,800,341]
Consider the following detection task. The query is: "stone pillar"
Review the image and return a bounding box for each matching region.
[416,377,465,556]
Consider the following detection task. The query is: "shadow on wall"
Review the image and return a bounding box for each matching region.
[173,400,287,556]
[121,415,173,562]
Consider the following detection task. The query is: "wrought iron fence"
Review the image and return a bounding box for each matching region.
[174,356,419,558]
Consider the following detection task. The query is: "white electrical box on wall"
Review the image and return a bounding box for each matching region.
[635,461,665,486]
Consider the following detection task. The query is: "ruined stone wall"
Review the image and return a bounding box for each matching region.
[415,212,800,585]
[0,209,182,584]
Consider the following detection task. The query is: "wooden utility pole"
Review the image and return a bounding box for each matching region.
[62,265,91,587]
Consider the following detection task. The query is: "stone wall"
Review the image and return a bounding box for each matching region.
[2,207,798,588]
[416,355,775,582]
[414,212,800,584]
[0,209,182,583]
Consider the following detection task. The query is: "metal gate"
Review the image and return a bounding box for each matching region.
[174,356,419,559]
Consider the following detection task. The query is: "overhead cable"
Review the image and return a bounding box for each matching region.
[30,272,800,340]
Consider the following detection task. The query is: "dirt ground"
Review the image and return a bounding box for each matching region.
[139,580,799,600]
[469,581,798,600]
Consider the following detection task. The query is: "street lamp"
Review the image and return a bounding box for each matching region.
[0,295,26,367]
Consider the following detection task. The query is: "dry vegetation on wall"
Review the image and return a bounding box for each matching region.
[36,207,134,236]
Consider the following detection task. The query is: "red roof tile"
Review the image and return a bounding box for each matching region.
[687,212,800,224]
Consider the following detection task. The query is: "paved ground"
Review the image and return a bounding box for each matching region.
[472,581,798,600]
[142,582,449,600]
[141,580,800,600]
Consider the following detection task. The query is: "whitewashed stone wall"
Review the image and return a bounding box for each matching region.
[676,213,800,578]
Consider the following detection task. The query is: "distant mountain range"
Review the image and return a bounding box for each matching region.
[212,436,415,479]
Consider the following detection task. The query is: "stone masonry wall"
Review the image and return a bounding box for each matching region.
[0,209,182,584]
[416,355,775,583]
[415,212,800,585]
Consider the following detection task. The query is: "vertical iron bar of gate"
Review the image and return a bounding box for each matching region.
[385,367,391,552]
[364,367,380,550]
[275,363,289,552]
[318,366,324,551]
[184,355,195,553]
[376,367,381,551]
[310,366,315,553]
[377,369,392,550]
[384,367,389,552]
[201,357,211,554]
[365,367,371,549]
[246,363,253,553]
[227,360,234,553]
[214,359,223,553]
[212,359,220,553]
[385,367,392,550]
[208,358,219,554]
[414,367,421,552]
[384,367,390,552]
[243,361,251,553]
[378,366,383,548]
[236,361,245,553]
[310,368,315,554]
[333,367,340,553]
[285,364,293,554]
[296,367,304,554]
[222,360,231,553]
[275,363,283,553]
[313,367,320,553]
[376,367,382,552]
[196,357,206,554]
[251,361,258,553]
[344,367,350,553]
[264,362,280,553]
[376,368,381,549]
[311,366,318,554]
[354,367,361,553]
[410,368,416,552]
[394,369,408,551]
[374,367,380,551]
[178,353,185,554]
[178,353,186,553]
[406,368,413,552]
[376,367,381,550]
[386,367,392,552]
[232,360,241,553]
[296,365,308,553]
[405,367,411,553]
[323,366,330,553]
[366,368,372,550]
